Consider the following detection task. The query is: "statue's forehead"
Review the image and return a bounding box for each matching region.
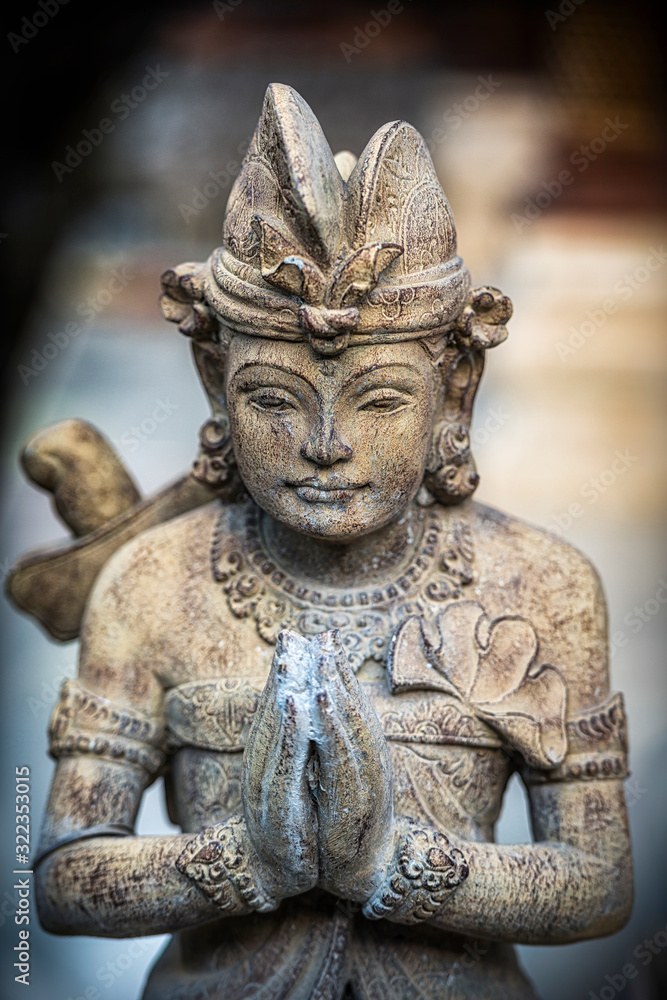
[226,335,433,383]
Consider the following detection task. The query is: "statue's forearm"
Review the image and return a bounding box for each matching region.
[363,787,632,945]
[36,818,278,937]
[37,835,228,937]
[430,839,633,945]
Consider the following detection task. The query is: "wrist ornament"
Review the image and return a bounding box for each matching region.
[362,819,469,924]
[176,814,278,914]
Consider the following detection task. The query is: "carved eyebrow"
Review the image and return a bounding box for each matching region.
[231,360,420,394]
[231,362,317,392]
[342,362,420,390]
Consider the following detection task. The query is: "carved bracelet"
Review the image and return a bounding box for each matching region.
[176,815,278,914]
[362,819,469,924]
[48,679,166,782]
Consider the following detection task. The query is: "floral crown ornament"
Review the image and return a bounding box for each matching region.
[159,83,511,357]
[251,215,403,355]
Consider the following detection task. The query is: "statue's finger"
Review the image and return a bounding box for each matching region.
[312,629,358,695]
[243,630,318,889]
[311,641,390,775]
[244,689,317,891]
[313,688,393,900]
[244,628,312,776]
[312,689,364,849]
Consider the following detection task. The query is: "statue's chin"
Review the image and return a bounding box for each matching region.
[250,485,414,544]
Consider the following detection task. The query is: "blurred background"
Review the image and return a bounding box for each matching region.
[1,1,665,997]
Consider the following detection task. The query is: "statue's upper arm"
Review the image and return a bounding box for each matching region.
[77,532,166,714]
[538,544,610,713]
[523,547,630,861]
[39,535,168,854]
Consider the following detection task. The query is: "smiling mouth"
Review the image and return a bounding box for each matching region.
[287,480,367,504]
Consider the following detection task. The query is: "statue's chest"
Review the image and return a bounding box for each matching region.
[164,498,565,836]
[164,679,512,839]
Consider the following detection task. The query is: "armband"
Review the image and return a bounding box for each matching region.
[522,691,628,784]
[362,819,469,924]
[49,679,166,782]
[176,815,277,914]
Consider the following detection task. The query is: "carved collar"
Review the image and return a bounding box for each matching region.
[211,500,475,671]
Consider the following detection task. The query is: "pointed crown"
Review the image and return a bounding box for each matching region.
[161,84,511,357]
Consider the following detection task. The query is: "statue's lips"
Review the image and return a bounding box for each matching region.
[287,480,367,504]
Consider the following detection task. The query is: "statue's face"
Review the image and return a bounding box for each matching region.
[226,336,436,540]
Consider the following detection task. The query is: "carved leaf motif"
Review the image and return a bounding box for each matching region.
[475,664,567,766]
[433,602,486,697]
[387,616,460,698]
[469,617,538,703]
[388,602,567,769]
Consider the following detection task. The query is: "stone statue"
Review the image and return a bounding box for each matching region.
[8,84,632,999]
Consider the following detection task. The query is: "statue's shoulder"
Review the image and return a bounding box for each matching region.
[469,499,603,593]
[91,500,221,592]
[78,500,254,692]
[466,501,607,710]
[81,500,226,646]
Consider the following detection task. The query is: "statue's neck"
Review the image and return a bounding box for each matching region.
[261,502,426,590]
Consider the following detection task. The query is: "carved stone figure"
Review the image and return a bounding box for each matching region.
[8,84,632,1000]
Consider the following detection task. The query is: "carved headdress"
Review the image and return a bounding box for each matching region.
[160,83,511,358]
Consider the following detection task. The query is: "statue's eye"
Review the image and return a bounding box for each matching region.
[249,392,294,413]
[359,391,410,413]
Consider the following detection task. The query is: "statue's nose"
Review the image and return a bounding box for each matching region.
[300,414,353,466]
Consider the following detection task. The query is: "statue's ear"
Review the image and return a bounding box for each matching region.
[441,283,511,426]
[191,340,240,495]
[192,341,229,418]
[444,347,485,427]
